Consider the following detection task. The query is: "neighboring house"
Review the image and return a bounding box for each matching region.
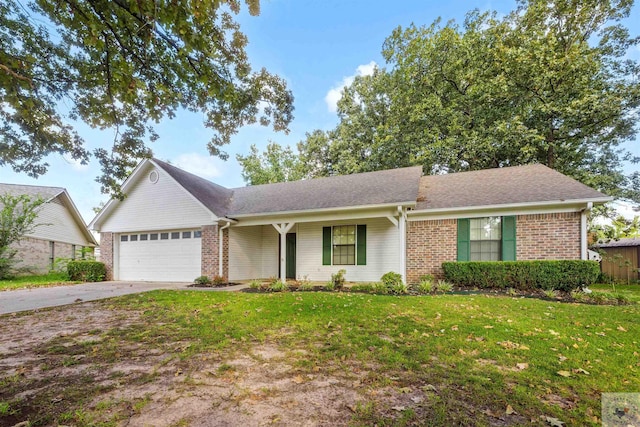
[89,159,610,283]
[0,184,98,274]
[595,237,640,282]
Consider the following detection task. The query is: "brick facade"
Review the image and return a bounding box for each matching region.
[201,225,219,278]
[405,212,582,283]
[100,232,114,280]
[406,219,457,283]
[200,225,229,279]
[11,237,74,274]
[516,212,581,260]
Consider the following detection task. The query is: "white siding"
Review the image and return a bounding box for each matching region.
[229,226,264,280]
[28,198,91,245]
[101,164,213,232]
[261,226,279,278]
[297,218,399,282]
[228,225,280,280]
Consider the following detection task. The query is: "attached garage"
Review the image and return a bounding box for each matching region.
[117,230,202,282]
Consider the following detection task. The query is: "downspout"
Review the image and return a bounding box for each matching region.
[580,202,593,260]
[219,220,232,277]
[398,206,407,284]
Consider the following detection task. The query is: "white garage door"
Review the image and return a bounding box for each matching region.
[118,230,201,282]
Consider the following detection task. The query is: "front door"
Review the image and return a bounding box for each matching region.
[286,233,296,279]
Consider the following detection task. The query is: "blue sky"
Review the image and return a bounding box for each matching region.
[0,0,638,223]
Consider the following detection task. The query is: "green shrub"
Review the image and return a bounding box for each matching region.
[442,260,600,292]
[67,261,106,282]
[372,282,389,295]
[331,269,346,290]
[416,280,434,295]
[435,280,453,293]
[194,275,212,285]
[249,279,261,289]
[507,287,518,296]
[268,280,289,292]
[543,289,558,299]
[381,271,403,288]
[419,274,434,283]
[391,282,409,295]
[324,280,335,291]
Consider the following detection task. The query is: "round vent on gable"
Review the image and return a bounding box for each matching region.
[149,170,159,184]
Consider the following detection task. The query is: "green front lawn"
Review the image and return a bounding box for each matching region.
[0,272,79,291]
[113,290,638,424]
[2,288,637,425]
[591,283,640,302]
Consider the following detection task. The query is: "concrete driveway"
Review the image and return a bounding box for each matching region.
[0,281,190,315]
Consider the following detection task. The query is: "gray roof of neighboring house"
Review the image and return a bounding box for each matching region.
[152,159,234,216]
[0,183,65,201]
[228,166,424,216]
[596,237,640,248]
[415,164,609,211]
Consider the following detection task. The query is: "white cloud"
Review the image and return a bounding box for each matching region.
[174,153,222,179]
[325,61,377,113]
[62,154,90,172]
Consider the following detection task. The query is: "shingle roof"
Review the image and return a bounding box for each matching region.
[228,166,424,216]
[0,183,64,201]
[152,159,233,216]
[415,164,609,211]
[596,237,640,248]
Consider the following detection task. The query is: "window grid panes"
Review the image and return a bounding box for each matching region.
[120,235,128,242]
[182,231,191,239]
[140,234,148,241]
[171,232,180,239]
[160,233,169,240]
[332,225,356,265]
[130,235,138,242]
[150,233,158,241]
[194,230,202,238]
[470,217,501,261]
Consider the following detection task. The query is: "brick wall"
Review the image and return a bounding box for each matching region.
[406,219,457,283]
[201,225,219,278]
[100,232,114,280]
[406,212,582,283]
[11,237,74,274]
[516,212,581,260]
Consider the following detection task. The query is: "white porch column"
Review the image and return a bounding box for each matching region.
[219,221,231,276]
[272,222,295,282]
[398,206,407,283]
[581,202,592,260]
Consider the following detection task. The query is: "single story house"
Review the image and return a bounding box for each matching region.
[0,184,98,273]
[595,237,640,282]
[89,159,610,283]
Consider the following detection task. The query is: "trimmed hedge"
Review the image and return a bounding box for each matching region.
[442,260,600,292]
[67,260,106,282]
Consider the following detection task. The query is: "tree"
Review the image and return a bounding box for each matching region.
[248,0,638,201]
[236,142,306,185]
[0,0,293,197]
[591,215,640,242]
[0,194,44,279]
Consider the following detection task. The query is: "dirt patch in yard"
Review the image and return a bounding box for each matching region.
[0,303,521,426]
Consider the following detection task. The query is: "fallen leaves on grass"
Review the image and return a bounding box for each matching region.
[541,415,565,426]
[556,370,572,377]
